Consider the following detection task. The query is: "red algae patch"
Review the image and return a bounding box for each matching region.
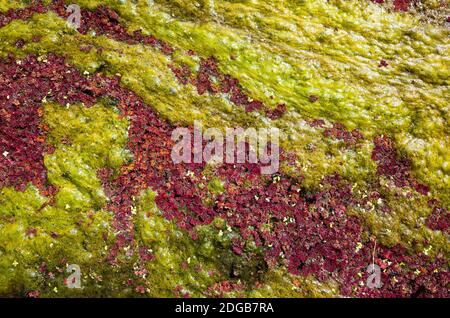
[426,200,450,235]
[170,56,286,118]
[0,0,48,28]
[50,0,174,55]
[372,135,429,194]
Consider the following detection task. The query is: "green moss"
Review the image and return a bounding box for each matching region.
[0,101,131,297]
[0,183,116,297]
[207,177,225,194]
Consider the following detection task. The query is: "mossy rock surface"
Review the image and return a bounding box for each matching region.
[0,0,448,298]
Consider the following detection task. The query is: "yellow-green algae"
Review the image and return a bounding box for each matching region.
[0,0,26,12]
[0,0,448,297]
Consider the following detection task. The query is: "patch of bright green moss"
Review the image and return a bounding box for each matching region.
[44,102,131,211]
[0,0,26,12]
[0,101,130,297]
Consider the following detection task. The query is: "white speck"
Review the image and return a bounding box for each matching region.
[2,151,9,157]
[186,170,195,177]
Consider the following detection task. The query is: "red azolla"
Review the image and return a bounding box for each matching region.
[0,0,47,28]
[139,246,155,262]
[393,0,411,11]
[308,119,326,128]
[379,59,389,67]
[323,123,363,145]
[26,227,38,238]
[135,285,146,294]
[426,204,450,235]
[169,64,191,85]
[50,0,173,55]
[170,56,269,115]
[371,135,412,187]
[309,95,319,103]
[371,135,433,197]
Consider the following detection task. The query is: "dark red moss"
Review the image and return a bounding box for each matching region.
[1,51,447,297]
[266,103,287,120]
[323,123,364,146]
[426,200,450,235]
[0,0,47,28]
[371,135,429,195]
[393,0,412,12]
[379,59,389,67]
[0,55,50,191]
[207,280,244,297]
[26,290,40,298]
[49,0,174,56]
[15,39,25,48]
[169,64,191,85]
[308,95,319,103]
[1,1,277,120]
[169,56,268,115]
[371,0,414,12]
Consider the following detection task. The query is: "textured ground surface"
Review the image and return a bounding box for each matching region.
[0,0,448,297]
